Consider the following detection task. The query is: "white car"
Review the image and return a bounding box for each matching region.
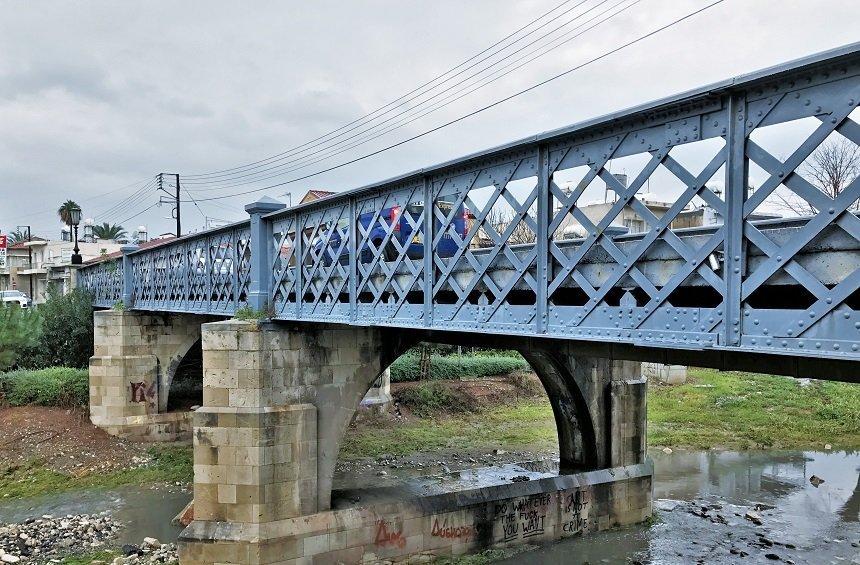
[1,290,31,308]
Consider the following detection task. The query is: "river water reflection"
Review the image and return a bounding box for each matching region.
[499,449,860,564]
[0,450,856,563]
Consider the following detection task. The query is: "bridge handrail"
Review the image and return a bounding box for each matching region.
[78,42,860,362]
[262,41,860,222]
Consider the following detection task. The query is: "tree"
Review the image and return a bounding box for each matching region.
[16,286,94,369]
[483,207,537,246]
[0,305,42,371]
[6,228,30,246]
[92,222,127,241]
[57,200,81,226]
[774,138,860,216]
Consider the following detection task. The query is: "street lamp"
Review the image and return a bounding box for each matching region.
[68,204,82,265]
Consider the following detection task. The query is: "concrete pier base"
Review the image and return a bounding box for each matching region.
[175,320,652,564]
[178,460,652,564]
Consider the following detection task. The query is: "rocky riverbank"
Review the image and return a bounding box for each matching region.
[0,513,118,562]
[0,513,178,564]
[103,538,178,564]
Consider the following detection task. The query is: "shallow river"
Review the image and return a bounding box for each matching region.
[0,450,857,563]
[500,450,860,564]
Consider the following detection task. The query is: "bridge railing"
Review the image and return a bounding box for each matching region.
[77,256,123,308]
[78,42,860,360]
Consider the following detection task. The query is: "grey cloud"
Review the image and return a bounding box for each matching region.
[0,0,858,238]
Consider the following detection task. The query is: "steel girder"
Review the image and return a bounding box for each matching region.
[77,43,860,362]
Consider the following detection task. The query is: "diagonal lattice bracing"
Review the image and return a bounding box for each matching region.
[75,45,860,362]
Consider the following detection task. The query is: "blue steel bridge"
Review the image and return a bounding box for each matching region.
[79,42,860,381]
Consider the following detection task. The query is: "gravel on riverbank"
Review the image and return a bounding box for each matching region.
[0,513,119,562]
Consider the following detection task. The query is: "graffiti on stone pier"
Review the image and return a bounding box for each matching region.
[129,381,156,404]
[374,519,406,549]
[494,493,552,542]
[562,489,589,534]
[431,517,475,541]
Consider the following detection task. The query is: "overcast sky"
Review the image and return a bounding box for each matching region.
[1,0,858,238]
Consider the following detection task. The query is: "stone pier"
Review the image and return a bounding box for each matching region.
[88,310,205,441]
[177,320,652,564]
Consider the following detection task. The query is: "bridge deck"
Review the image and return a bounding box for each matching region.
[78,42,860,365]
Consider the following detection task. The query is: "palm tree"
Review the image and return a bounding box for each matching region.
[57,200,81,226]
[92,222,127,241]
[6,228,30,245]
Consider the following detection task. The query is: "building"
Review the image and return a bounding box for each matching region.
[0,238,123,303]
[299,189,335,205]
[557,176,779,238]
[82,235,176,267]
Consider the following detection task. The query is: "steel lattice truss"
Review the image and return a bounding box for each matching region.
[78,259,123,308]
[78,44,860,361]
[106,224,252,314]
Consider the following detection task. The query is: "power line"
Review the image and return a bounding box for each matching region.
[98,179,160,225]
[181,0,636,193]
[181,0,615,187]
[182,0,585,180]
[8,176,156,222]
[96,178,159,220]
[181,0,727,204]
[115,202,160,227]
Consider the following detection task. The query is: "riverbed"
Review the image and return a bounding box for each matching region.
[0,450,856,563]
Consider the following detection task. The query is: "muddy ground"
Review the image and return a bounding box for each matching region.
[0,406,150,475]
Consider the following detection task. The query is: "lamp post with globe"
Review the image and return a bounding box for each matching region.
[68,204,83,265]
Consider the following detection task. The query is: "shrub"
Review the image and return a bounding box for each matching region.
[390,353,528,382]
[506,372,545,396]
[17,287,94,369]
[0,305,42,371]
[0,367,89,407]
[394,381,478,415]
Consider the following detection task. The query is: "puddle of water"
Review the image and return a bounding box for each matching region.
[0,450,856,564]
[332,460,559,508]
[0,486,191,546]
[497,449,860,564]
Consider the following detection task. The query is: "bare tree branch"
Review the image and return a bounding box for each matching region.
[769,137,859,216]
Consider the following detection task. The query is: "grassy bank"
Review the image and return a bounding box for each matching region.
[2,368,856,499]
[648,368,860,449]
[342,368,860,458]
[0,445,192,499]
[342,399,557,459]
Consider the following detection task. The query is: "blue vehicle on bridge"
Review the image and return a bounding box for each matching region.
[312,201,472,265]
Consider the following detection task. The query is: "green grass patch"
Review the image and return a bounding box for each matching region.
[341,399,557,459]
[0,445,192,499]
[390,353,528,382]
[394,381,480,416]
[61,550,119,564]
[0,367,89,407]
[344,368,860,458]
[648,368,860,449]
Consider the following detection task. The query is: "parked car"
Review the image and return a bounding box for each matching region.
[312,201,472,265]
[1,290,31,308]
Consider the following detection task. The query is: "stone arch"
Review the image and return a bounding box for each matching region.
[517,349,599,472]
[162,336,203,412]
[310,327,415,510]
[148,316,204,413]
[326,337,601,503]
[194,320,645,526]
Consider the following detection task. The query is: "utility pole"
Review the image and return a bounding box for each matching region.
[16,225,33,298]
[157,173,182,237]
[175,173,181,237]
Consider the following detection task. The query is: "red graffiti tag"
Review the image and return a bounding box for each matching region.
[374,520,406,549]
[431,517,473,541]
[130,381,156,403]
